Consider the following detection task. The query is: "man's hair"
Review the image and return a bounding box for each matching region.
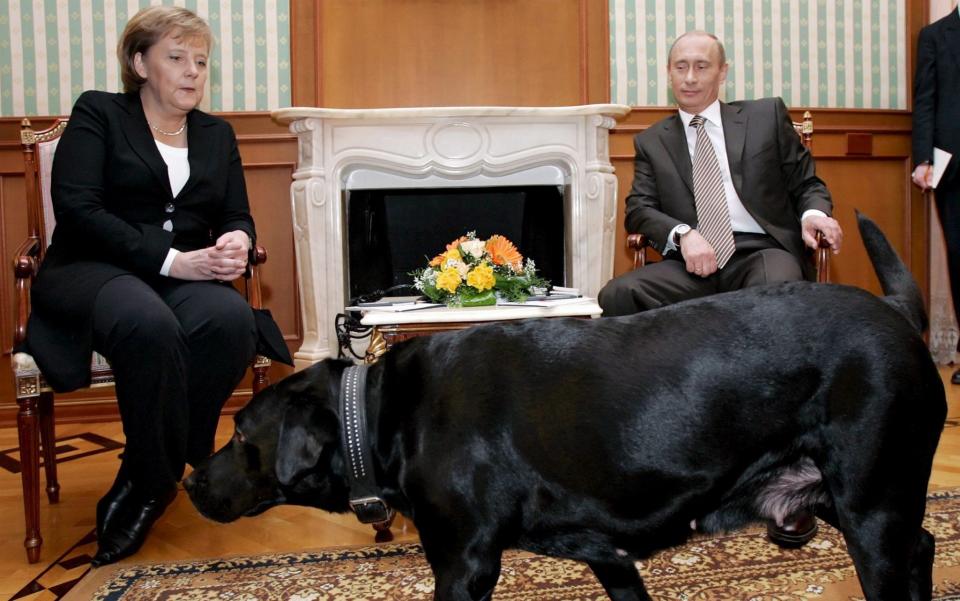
[668,31,727,66]
[117,6,213,93]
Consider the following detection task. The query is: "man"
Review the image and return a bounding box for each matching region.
[599,31,842,316]
[598,31,842,548]
[912,7,960,385]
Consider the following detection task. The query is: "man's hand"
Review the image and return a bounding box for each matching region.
[801,214,843,254]
[912,164,933,190]
[680,229,719,277]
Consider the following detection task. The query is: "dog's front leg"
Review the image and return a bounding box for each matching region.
[588,559,653,601]
[420,532,502,601]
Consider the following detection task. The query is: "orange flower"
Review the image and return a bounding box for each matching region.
[485,235,523,268]
[429,236,469,267]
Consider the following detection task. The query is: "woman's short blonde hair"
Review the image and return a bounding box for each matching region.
[117,6,213,93]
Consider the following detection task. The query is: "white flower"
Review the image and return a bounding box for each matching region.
[460,239,486,258]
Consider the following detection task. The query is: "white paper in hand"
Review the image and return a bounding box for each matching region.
[932,147,953,189]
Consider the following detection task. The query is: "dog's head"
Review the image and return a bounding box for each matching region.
[184,359,353,522]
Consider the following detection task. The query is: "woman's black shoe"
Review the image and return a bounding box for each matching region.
[91,486,177,567]
[96,477,134,540]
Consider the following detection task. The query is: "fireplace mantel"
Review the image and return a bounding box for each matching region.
[272,104,631,368]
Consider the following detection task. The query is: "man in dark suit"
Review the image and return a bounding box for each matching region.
[598,31,843,548]
[912,7,960,384]
[599,31,842,316]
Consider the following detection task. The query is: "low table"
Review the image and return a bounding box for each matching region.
[360,300,603,362]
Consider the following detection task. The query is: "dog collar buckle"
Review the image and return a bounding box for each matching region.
[348,496,392,524]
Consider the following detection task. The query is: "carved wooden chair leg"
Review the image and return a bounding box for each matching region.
[17,394,43,563]
[38,391,59,503]
[251,355,271,395]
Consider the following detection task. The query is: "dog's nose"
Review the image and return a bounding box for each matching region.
[183,472,197,492]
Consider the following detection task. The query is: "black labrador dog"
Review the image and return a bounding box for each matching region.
[186,214,945,601]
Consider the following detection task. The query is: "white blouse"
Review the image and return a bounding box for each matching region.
[154,140,190,275]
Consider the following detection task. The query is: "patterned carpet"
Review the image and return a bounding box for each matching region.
[63,488,960,600]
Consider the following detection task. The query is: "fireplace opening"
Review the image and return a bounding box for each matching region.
[346,185,566,300]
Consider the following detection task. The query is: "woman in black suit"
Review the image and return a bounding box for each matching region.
[24,6,288,566]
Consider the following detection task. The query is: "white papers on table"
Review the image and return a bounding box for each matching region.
[498,296,592,307]
[932,147,953,189]
[345,302,443,312]
[551,286,580,295]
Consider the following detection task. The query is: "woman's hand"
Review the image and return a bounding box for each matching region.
[207,230,250,281]
[169,231,250,282]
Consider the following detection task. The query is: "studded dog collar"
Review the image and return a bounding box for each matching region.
[338,364,392,524]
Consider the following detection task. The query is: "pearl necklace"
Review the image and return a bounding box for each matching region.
[149,120,187,136]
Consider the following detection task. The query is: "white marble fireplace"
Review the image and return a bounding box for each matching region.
[272,104,631,368]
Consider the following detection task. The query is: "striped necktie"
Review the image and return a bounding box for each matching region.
[689,115,736,269]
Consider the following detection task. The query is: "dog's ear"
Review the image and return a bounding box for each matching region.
[275,399,331,486]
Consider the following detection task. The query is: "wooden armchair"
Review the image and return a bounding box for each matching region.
[12,118,273,563]
[626,111,831,283]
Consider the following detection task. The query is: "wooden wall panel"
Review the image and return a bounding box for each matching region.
[312,0,607,107]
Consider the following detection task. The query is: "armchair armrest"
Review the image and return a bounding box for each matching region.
[246,244,268,310]
[13,237,40,347]
[814,231,830,283]
[626,233,649,270]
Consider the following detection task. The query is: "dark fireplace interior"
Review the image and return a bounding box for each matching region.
[346,185,565,300]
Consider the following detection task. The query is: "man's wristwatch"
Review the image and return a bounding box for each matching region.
[674,224,692,245]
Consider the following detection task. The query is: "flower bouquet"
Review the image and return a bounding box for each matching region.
[412,232,548,307]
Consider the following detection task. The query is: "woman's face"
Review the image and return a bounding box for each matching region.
[134,32,208,115]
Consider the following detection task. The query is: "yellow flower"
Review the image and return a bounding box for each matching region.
[436,267,462,293]
[466,262,495,291]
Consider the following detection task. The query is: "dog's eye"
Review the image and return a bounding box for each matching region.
[233,430,246,444]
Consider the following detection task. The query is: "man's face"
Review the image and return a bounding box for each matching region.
[668,34,728,114]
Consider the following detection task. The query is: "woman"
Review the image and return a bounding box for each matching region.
[24,6,289,566]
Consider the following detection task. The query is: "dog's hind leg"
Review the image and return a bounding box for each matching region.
[908,527,935,601]
[588,559,652,601]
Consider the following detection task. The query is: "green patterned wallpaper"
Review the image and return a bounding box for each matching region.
[0,0,290,117]
[610,0,907,109]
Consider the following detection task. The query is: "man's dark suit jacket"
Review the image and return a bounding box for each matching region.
[25,90,288,392]
[913,10,960,180]
[624,97,832,279]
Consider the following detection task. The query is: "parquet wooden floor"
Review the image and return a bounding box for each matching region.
[0,365,957,599]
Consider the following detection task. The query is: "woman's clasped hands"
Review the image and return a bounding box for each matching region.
[169,230,250,281]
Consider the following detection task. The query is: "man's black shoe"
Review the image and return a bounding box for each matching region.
[766,509,818,548]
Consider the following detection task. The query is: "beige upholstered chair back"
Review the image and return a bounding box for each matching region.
[35,127,61,246]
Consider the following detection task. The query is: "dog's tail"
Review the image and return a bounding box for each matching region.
[856,210,927,333]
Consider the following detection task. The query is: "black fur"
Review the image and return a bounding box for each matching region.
[185,214,946,601]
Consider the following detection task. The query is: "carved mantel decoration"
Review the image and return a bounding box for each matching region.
[272,105,631,368]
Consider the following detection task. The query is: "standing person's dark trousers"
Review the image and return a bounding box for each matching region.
[92,275,257,496]
[911,9,960,383]
[934,176,960,345]
[600,233,802,315]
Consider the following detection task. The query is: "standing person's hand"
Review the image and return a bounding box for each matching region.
[912,164,934,190]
